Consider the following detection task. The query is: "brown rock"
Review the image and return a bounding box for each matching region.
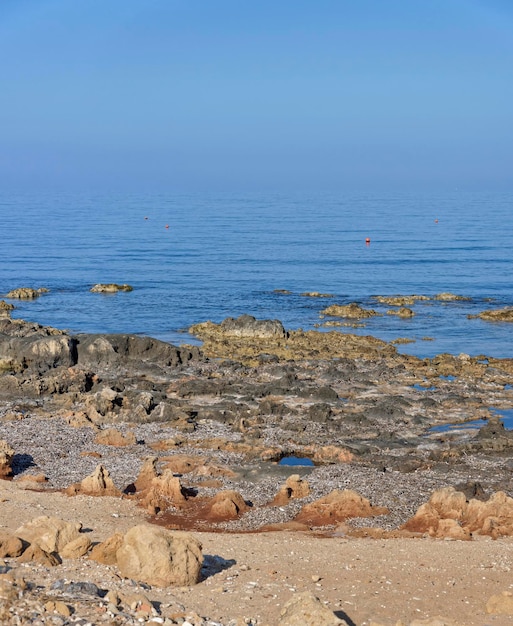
[94,428,136,447]
[116,525,203,587]
[296,489,389,525]
[321,303,379,319]
[89,532,124,565]
[207,490,250,520]
[272,474,310,506]
[17,544,60,566]
[90,283,133,293]
[60,535,92,558]
[278,591,347,625]
[139,471,188,513]
[0,530,25,558]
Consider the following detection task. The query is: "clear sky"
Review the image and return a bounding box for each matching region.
[1,0,513,192]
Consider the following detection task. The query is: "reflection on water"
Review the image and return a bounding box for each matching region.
[429,408,513,434]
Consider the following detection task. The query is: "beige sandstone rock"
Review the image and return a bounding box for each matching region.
[0,530,25,558]
[296,489,389,525]
[321,302,379,319]
[15,516,82,553]
[6,287,48,299]
[272,474,310,506]
[207,490,250,520]
[17,544,60,566]
[278,591,347,625]
[60,535,92,558]
[116,525,203,587]
[89,532,124,565]
[402,487,513,538]
[66,464,121,497]
[139,470,188,513]
[94,427,136,447]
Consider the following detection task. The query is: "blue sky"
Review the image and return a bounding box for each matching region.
[1,0,512,192]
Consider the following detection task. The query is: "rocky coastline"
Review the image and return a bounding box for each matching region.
[1,310,513,625]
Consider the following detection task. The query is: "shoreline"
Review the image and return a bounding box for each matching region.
[1,313,513,624]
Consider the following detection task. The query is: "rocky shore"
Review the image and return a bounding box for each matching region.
[1,311,513,625]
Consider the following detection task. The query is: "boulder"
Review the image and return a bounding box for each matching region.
[296,489,388,525]
[278,591,347,625]
[89,532,124,565]
[0,530,25,557]
[207,490,250,520]
[321,303,379,319]
[139,471,188,513]
[15,516,82,553]
[60,535,92,558]
[17,544,60,566]
[6,287,48,299]
[190,314,286,340]
[116,525,203,587]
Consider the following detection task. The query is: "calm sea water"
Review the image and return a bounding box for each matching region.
[1,191,513,359]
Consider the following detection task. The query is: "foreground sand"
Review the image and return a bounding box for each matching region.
[1,480,513,626]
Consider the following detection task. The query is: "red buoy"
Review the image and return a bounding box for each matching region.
[165,224,169,229]
[365,237,371,245]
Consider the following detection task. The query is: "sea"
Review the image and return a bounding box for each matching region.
[1,190,513,360]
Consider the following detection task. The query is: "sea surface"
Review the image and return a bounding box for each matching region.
[1,191,513,359]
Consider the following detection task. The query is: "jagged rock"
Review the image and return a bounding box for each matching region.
[472,307,513,322]
[15,516,82,553]
[486,591,513,614]
[207,490,250,520]
[90,283,133,293]
[6,287,48,299]
[191,314,286,340]
[94,428,136,447]
[131,456,159,493]
[387,306,415,318]
[295,489,389,525]
[89,532,124,565]
[66,464,121,497]
[116,525,203,587]
[321,303,379,319]
[402,487,513,538]
[139,471,188,513]
[0,530,25,557]
[272,475,310,506]
[0,440,14,478]
[17,544,60,566]
[278,591,347,625]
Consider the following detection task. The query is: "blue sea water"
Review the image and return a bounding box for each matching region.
[1,190,513,359]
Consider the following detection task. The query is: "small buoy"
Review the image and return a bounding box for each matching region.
[144,216,149,220]
[165,224,169,229]
[365,237,371,245]
[434,219,438,223]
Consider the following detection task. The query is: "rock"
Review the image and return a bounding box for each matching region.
[272,475,310,506]
[278,591,347,625]
[45,600,73,617]
[6,287,48,299]
[17,544,60,566]
[59,535,92,558]
[132,456,159,492]
[387,307,415,318]
[90,283,133,293]
[66,464,121,497]
[139,471,188,513]
[321,303,379,319]
[94,428,136,447]
[486,591,513,614]
[0,440,14,478]
[0,530,25,557]
[207,490,250,520]
[470,307,513,322]
[15,516,82,554]
[402,487,513,538]
[191,314,286,340]
[116,525,203,587]
[89,532,124,565]
[296,489,389,525]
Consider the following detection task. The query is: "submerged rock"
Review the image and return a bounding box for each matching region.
[90,283,133,293]
[321,303,380,319]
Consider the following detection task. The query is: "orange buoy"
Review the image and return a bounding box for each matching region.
[434,219,438,223]
[165,224,169,229]
[365,237,371,245]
